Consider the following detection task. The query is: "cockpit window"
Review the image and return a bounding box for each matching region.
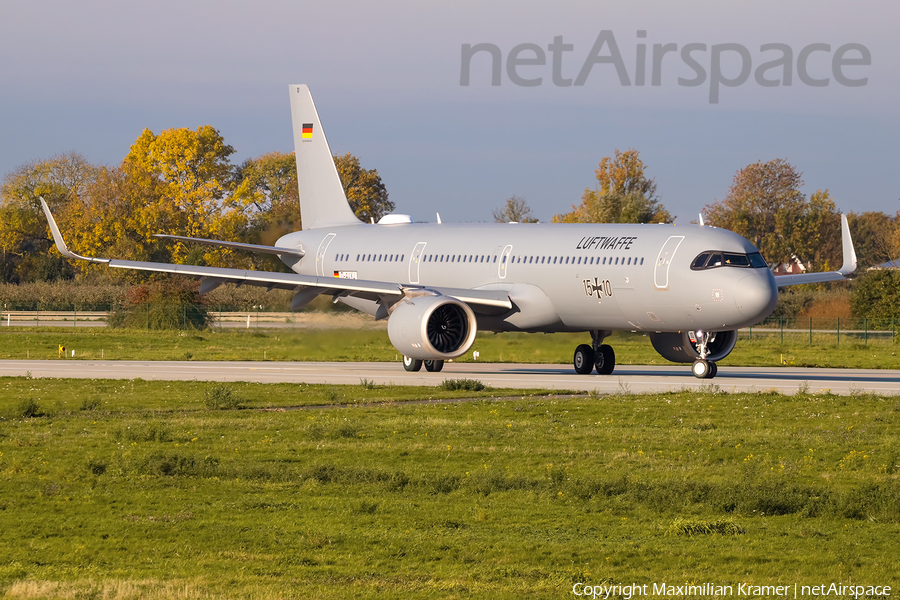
[691,250,767,271]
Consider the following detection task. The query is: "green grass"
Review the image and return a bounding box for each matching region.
[0,379,898,598]
[2,327,900,369]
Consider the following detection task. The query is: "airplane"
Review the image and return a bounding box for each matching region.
[40,84,858,379]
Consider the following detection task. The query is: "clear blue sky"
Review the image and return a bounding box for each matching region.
[1,1,897,223]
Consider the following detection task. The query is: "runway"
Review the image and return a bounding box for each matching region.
[0,360,897,395]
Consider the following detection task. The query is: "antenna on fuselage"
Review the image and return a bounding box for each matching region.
[698,213,705,226]
[436,213,442,224]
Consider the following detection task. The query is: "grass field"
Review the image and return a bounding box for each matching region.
[1,327,900,369]
[1,378,898,598]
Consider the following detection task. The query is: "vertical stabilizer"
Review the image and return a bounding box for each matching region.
[289,84,362,229]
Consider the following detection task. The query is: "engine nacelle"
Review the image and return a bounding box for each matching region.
[388,295,478,360]
[649,330,738,363]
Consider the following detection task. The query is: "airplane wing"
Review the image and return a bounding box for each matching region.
[40,199,512,311]
[774,214,858,287]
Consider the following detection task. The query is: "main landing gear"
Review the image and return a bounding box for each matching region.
[573,330,615,375]
[690,330,718,379]
[402,356,444,372]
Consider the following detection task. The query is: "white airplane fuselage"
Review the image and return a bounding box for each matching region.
[277,221,778,334]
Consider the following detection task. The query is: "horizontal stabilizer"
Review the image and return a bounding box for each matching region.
[154,234,305,258]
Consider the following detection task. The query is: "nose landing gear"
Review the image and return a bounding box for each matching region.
[691,330,719,379]
[691,359,718,379]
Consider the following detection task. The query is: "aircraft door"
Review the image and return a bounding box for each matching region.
[654,235,684,289]
[315,233,337,276]
[409,242,427,284]
[498,245,513,279]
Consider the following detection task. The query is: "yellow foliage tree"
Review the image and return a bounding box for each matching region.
[334,153,394,223]
[0,152,97,281]
[121,125,240,265]
[553,149,672,224]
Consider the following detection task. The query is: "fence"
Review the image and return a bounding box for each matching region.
[0,305,352,330]
[0,307,897,344]
[739,317,897,346]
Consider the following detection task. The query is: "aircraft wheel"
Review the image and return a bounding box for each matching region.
[692,359,712,379]
[424,359,444,372]
[709,362,718,378]
[403,356,422,372]
[573,344,595,374]
[595,344,615,375]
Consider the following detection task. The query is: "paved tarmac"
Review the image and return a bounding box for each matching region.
[0,360,897,396]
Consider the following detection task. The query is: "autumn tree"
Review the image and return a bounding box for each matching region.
[227,152,301,271]
[847,211,898,269]
[703,159,843,270]
[333,153,393,223]
[0,152,98,282]
[493,195,538,223]
[553,149,673,224]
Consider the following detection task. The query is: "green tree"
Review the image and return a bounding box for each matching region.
[703,159,841,270]
[847,211,897,269]
[492,195,538,223]
[851,269,900,321]
[553,149,672,224]
[232,152,301,247]
[333,153,394,223]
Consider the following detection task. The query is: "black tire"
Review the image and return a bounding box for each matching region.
[595,344,615,375]
[573,344,595,375]
[691,359,711,379]
[709,362,718,379]
[424,359,444,372]
[403,356,423,372]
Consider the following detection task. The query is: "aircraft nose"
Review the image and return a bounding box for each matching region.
[734,272,778,320]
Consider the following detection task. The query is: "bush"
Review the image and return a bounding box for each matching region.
[16,397,40,418]
[204,384,243,410]
[0,281,126,310]
[440,378,487,392]
[669,518,744,536]
[109,278,210,329]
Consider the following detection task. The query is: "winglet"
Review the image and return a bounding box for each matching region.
[39,198,109,264]
[838,213,857,275]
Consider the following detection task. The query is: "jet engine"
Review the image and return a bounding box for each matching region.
[388,295,478,360]
[649,330,738,363]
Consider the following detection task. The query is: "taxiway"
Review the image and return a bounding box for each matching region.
[0,360,896,396]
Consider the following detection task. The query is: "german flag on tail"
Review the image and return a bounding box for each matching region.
[302,123,313,140]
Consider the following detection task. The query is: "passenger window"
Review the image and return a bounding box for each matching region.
[640,258,644,265]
